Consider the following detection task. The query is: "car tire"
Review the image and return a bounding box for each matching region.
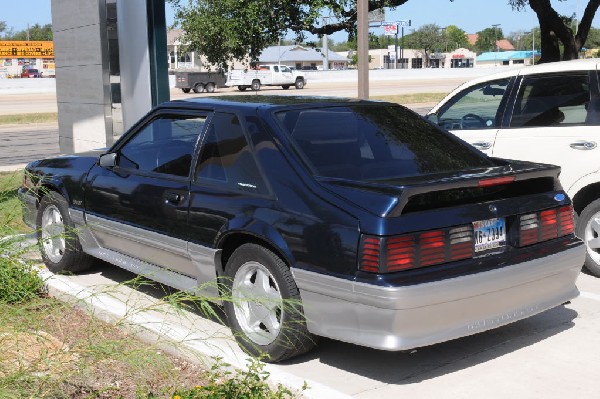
[37,192,94,274]
[193,84,204,94]
[282,85,290,90]
[294,79,304,89]
[204,82,216,93]
[181,88,191,93]
[251,80,261,91]
[238,86,247,91]
[223,244,316,362]
[576,199,600,277]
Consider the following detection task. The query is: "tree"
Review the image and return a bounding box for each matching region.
[510,0,600,62]
[169,0,411,69]
[474,26,504,53]
[409,24,445,67]
[444,25,468,51]
[0,21,6,36]
[3,24,53,41]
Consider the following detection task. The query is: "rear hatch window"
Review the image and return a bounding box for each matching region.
[276,104,494,180]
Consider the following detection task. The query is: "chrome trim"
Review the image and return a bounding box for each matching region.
[86,214,195,277]
[569,140,597,150]
[85,247,201,294]
[293,243,585,351]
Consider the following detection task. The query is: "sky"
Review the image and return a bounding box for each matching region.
[0,0,594,42]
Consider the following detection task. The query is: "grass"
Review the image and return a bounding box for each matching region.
[0,170,304,398]
[0,113,58,125]
[0,171,27,234]
[371,92,448,104]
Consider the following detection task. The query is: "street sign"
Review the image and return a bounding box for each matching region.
[397,20,411,27]
[368,8,385,23]
[383,25,398,36]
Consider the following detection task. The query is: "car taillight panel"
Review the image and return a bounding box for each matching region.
[518,205,574,247]
[360,225,475,273]
[360,205,575,274]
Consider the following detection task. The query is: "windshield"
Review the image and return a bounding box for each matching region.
[276,105,494,180]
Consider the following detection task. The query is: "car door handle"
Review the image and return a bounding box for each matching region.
[569,141,597,150]
[472,141,492,150]
[164,192,183,205]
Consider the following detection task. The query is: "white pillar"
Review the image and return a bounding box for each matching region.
[117,0,153,130]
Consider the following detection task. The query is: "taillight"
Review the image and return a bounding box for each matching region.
[518,205,574,247]
[360,225,474,273]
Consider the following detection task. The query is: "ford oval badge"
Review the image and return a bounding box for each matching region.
[554,193,566,202]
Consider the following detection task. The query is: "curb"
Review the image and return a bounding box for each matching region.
[36,267,351,399]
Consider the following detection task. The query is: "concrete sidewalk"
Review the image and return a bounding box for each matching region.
[30,255,600,399]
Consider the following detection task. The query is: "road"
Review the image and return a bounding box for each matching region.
[0,75,472,116]
[0,123,60,170]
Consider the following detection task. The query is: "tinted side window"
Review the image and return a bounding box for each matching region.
[118,116,206,177]
[277,105,494,180]
[195,113,266,194]
[437,78,510,130]
[510,73,590,127]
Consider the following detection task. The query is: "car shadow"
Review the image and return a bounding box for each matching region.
[82,260,578,385]
[281,305,577,384]
[83,259,227,326]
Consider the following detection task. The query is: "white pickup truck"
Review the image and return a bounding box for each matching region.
[226,64,307,91]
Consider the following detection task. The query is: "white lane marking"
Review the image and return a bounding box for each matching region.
[580,291,600,302]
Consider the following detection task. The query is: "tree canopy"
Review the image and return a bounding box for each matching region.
[170,0,600,68]
[0,23,53,41]
[474,26,504,53]
[510,0,600,62]
[169,0,410,69]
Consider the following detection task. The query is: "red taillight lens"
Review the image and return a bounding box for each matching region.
[360,225,474,273]
[360,237,381,272]
[478,176,516,187]
[518,205,574,247]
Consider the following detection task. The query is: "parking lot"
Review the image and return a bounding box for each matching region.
[42,260,600,399]
[3,72,600,398]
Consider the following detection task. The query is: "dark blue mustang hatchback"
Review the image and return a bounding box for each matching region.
[19,96,584,362]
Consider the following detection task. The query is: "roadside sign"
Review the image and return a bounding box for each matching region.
[0,41,54,58]
[383,25,398,36]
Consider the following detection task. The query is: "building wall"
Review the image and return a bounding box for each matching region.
[51,0,114,154]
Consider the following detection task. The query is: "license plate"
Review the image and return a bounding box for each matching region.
[473,218,506,252]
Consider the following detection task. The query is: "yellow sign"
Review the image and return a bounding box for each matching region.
[0,41,54,59]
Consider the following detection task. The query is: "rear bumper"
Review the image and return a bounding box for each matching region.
[293,240,585,351]
[17,188,37,229]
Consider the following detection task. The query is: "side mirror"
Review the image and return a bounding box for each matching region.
[98,153,117,168]
[425,113,439,125]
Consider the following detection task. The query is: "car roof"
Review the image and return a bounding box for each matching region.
[161,95,379,112]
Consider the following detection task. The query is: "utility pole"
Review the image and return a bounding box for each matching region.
[357,0,369,99]
[492,24,500,67]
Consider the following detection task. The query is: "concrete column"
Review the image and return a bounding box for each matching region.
[52,0,114,154]
[117,0,168,130]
